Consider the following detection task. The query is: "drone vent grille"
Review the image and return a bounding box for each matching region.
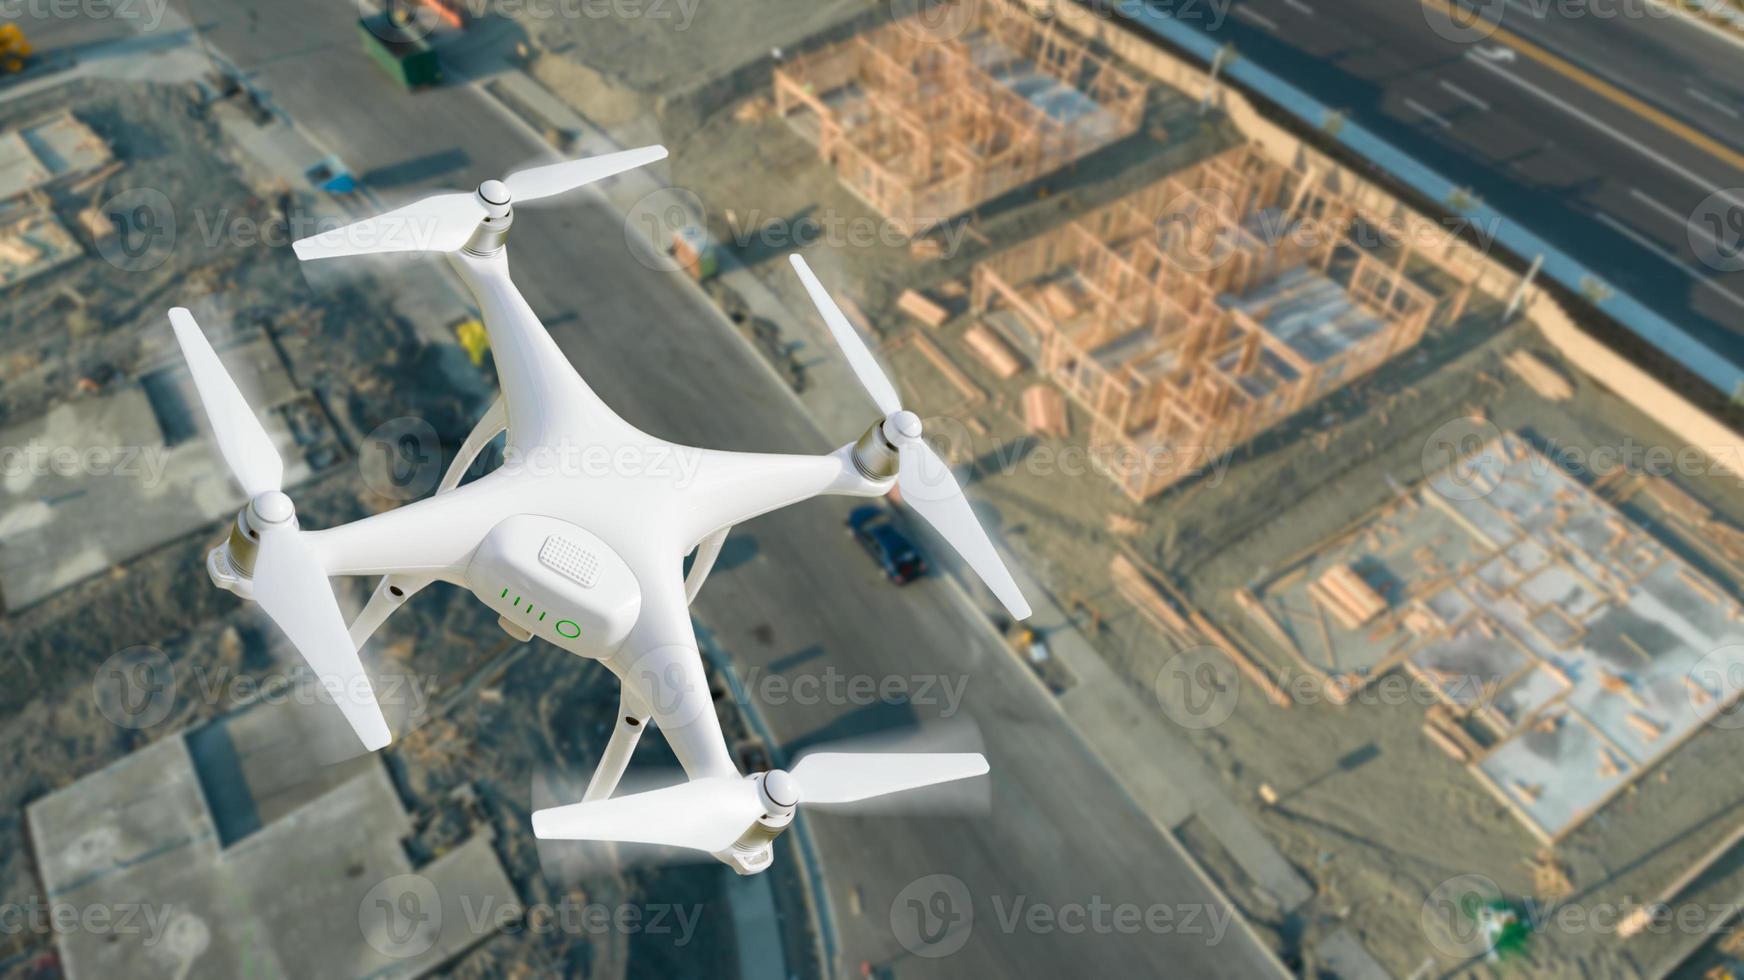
[539,536,600,588]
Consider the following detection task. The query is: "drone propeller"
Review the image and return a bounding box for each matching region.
[788,255,1031,620]
[291,144,669,261]
[168,308,391,751]
[531,752,988,853]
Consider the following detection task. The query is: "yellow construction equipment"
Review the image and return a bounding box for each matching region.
[0,24,32,74]
[454,317,489,366]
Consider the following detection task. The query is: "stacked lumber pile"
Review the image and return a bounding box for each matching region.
[1308,564,1387,629]
[1110,554,1192,635]
[1022,384,1068,437]
[897,288,948,327]
[962,324,1024,378]
[1504,349,1573,400]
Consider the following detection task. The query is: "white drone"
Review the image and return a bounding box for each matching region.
[168,146,1030,875]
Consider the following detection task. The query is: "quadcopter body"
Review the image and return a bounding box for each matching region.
[170,147,1027,873]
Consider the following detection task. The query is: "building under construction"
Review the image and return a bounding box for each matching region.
[1238,432,1744,843]
[972,143,1486,501]
[772,1,1147,234]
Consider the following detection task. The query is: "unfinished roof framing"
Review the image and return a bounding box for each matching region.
[1240,433,1744,842]
[773,2,1146,234]
[972,143,1484,500]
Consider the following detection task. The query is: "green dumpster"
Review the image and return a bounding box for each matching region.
[358,14,442,90]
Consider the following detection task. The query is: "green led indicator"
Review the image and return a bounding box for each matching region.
[555,619,581,639]
[499,587,508,598]
[539,612,547,622]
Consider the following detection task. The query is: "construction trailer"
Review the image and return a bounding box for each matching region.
[1242,432,1744,844]
[972,143,1485,501]
[772,0,1147,235]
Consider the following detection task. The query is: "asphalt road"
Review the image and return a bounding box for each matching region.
[1136,0,1744,380]
[24,2,1281,976]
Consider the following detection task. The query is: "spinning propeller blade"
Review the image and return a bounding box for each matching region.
[533,776,764,853]
[168,309,391,751]
[787,255,1032,620]
[291,192,486,262]
[504,144,669,204]
[291,146,668,261]
[168,308,283,498]
[531,753,989,853]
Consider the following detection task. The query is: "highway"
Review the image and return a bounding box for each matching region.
[27,2,1279,975]
[1131,0,1744,381]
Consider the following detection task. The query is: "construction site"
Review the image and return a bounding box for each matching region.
[1239,431,1744,844]
[4,0,1744,976]
[772,4,1148,234]
[971,142,1487,500]
[511,0,1744,971]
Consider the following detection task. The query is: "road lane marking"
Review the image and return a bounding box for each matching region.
[1235,6,1279,29]
[1439,80,1491,112]
[1465,53,1744,210]
[1686,88,1742,121]
[1594,211,1681,263]
[1404,98,1454,129]
[1419,0,1744,175]
[1595,212,1744,312]
[1630,187,1730,252]
[1279,0,1315,14]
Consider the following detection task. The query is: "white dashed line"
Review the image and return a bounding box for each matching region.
[1629,187,1730,252]
[1404,98,1454,129]
[1439,80,1491,112]
[1464,52,1744,207]
[1685,87,1742,121]
[1235,6,1280,29]
[1596,211,1744,312]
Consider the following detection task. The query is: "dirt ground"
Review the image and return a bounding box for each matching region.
[518,0,867,98]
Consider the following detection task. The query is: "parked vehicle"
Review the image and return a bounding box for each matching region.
[846,506,928,585]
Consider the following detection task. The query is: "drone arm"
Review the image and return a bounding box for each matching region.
[305,473,511,579]
[681,444,889,544]
[605,574,739,781]
[449,249,632,450]
[345,398,508,648]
